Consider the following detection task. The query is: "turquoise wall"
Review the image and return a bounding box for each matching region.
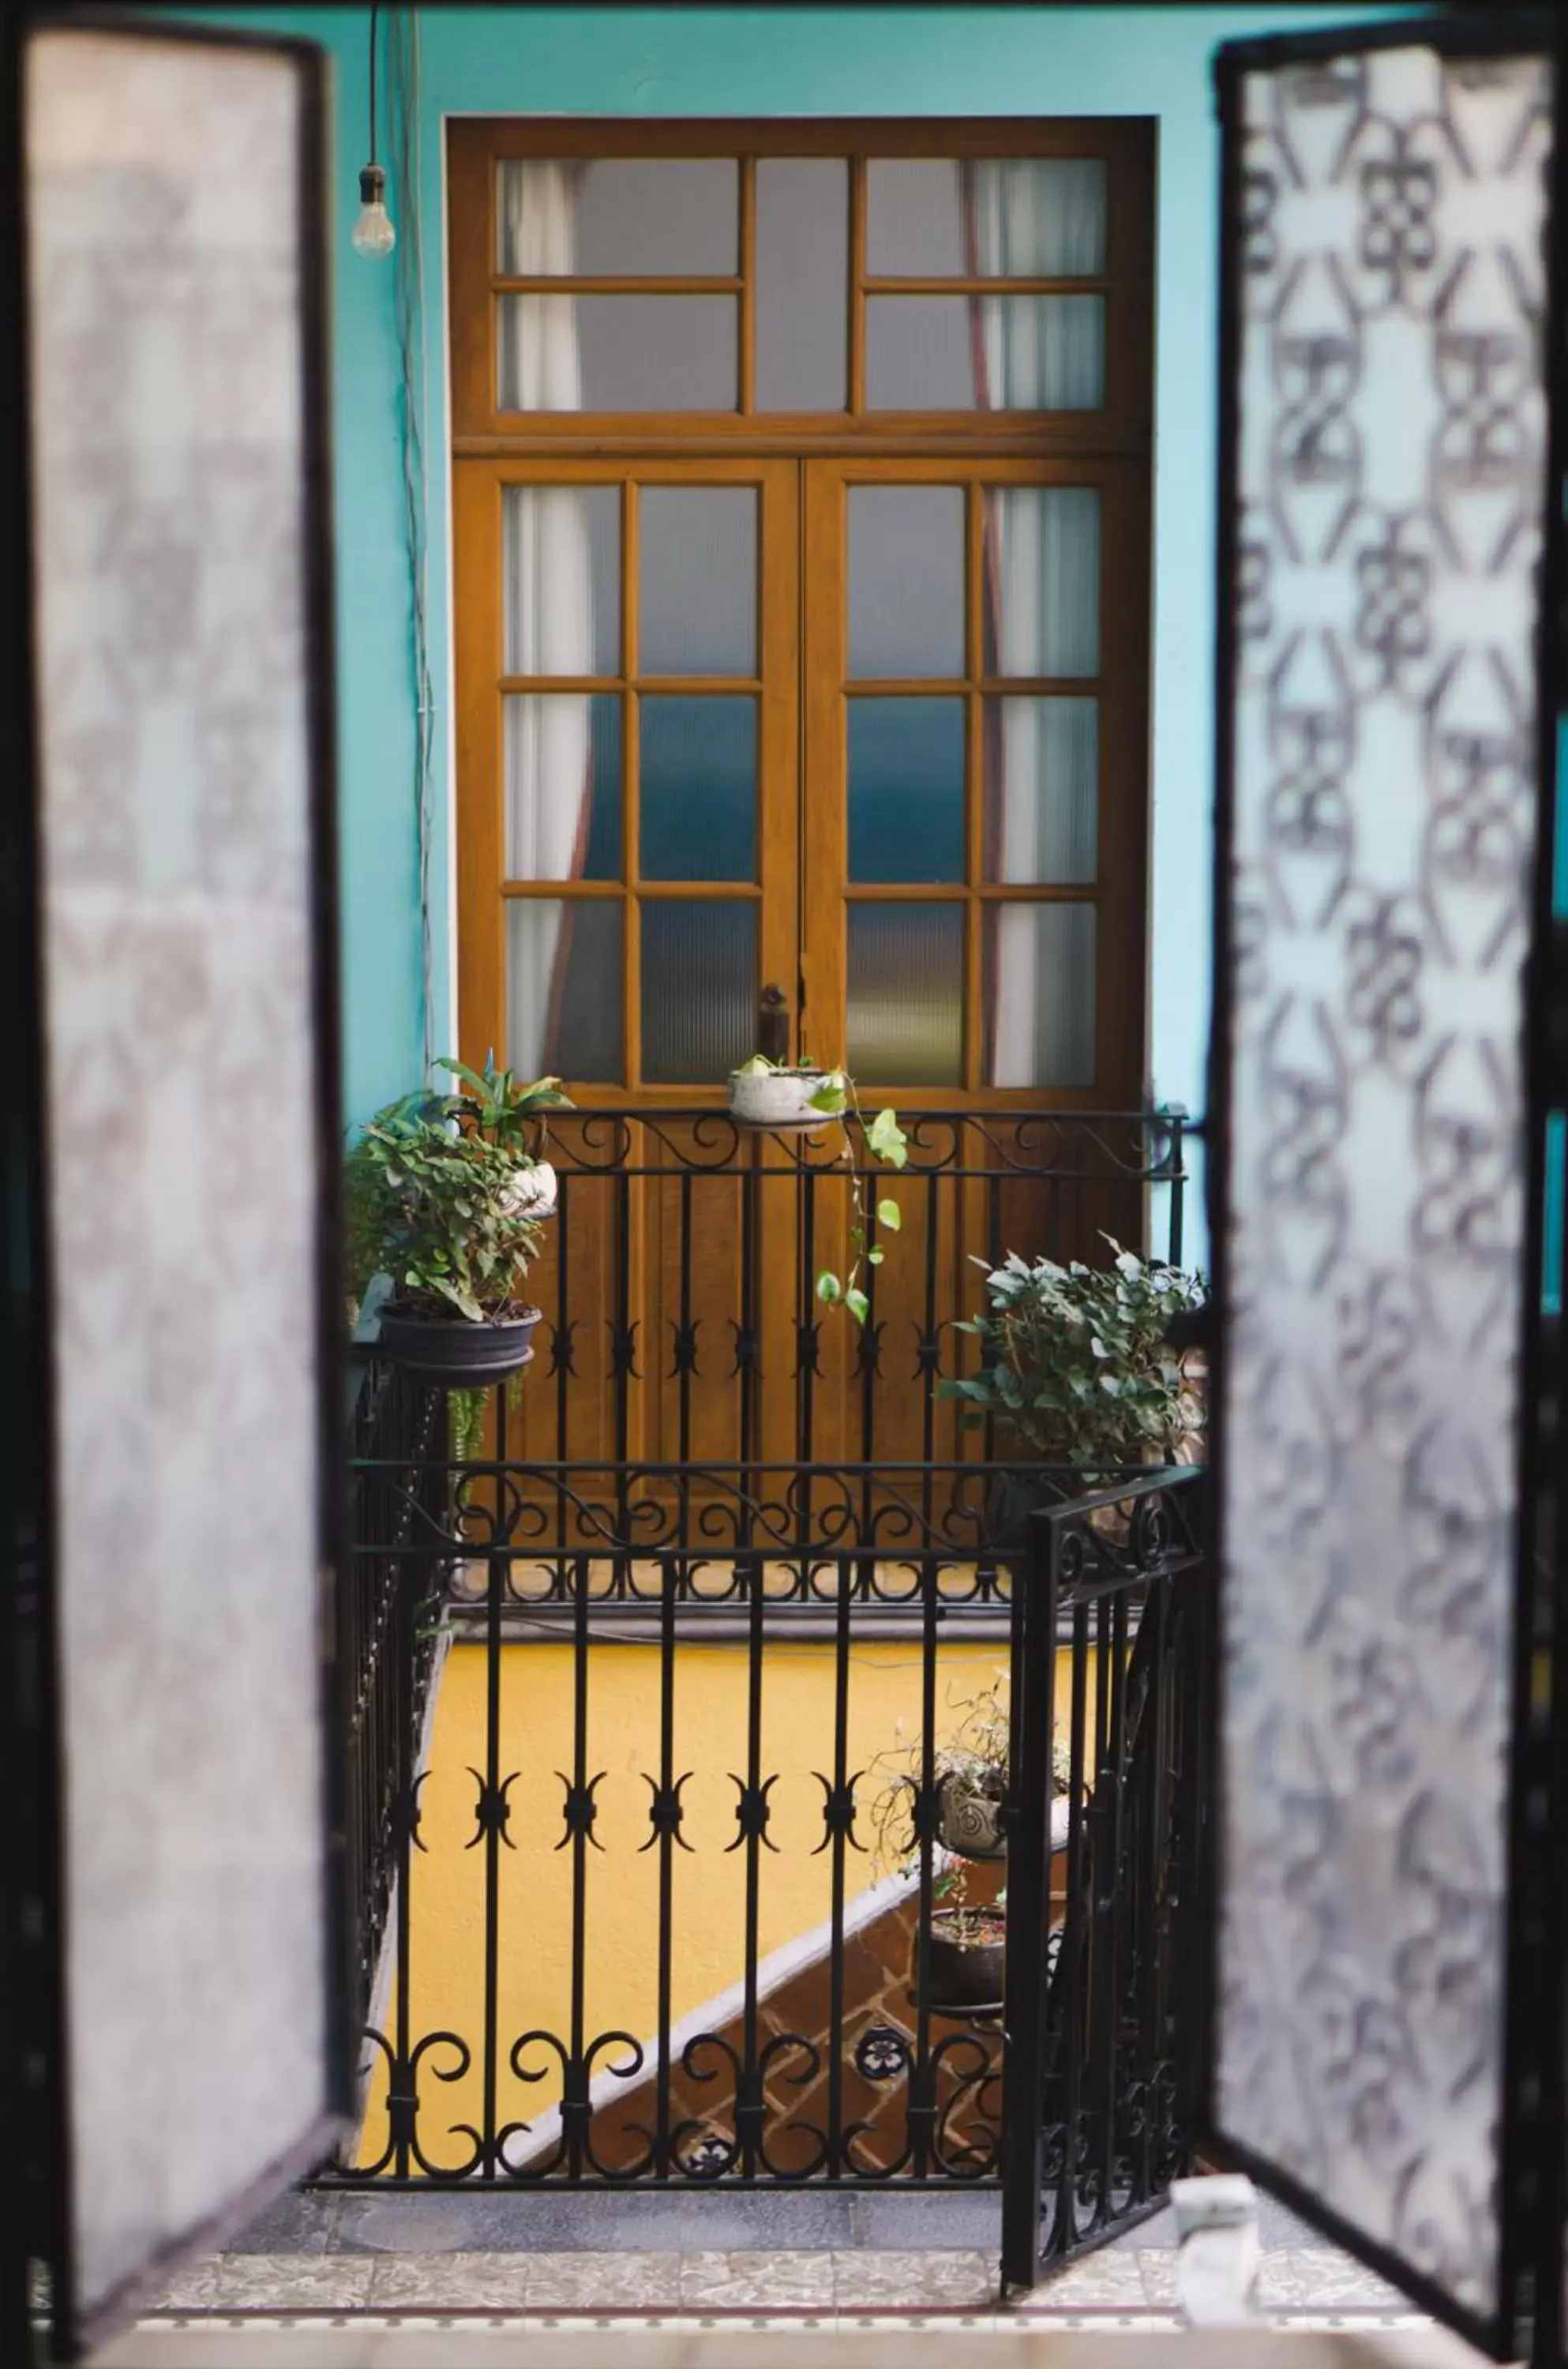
[191,3,1412,1188]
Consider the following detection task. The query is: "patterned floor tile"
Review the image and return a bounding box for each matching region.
[366,2253,532,2309]
[832,2250,997,2307]
[1014,2247,1152,2308]
[527,2251,685,2308]
[679,2251,837,2308]
[152,2257,222,2311]
[1256,2248,1408,2310]
[212,2255,377,2310]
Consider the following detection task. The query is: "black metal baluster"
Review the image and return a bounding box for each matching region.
[555,1169,571,1556]
[738,1553,766,2176]
[388,1540,417,2179]
[910,1552,940,2178]
[797,1154,817,1549]
[1000,1505,1060,2290]
[567,1549,591,2177]
[1165,1109,1187,1267]
[739,1154,758,1545]
[1096,1589,1128,2232]
[655,1553,677,2177]
[827,1553,852,2176]
[478,1381,509,2178]
[613,1165,632,1573]
[1054,1592,1091,2264]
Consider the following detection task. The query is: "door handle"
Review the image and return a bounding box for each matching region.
[758,982,791,1065]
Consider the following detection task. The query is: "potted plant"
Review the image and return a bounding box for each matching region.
[345,1057,572,1446]
[727,1053,830,1129]
[727,1057,909,1327]
[939,1239,1206,1543]
[867,1673,1079,2012]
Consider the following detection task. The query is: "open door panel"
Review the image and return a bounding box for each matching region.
[0,17,346,2359]
[1206,12,1567,2362]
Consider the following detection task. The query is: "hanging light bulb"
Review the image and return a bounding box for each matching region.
[351,6,395,260]
[352,162,396,259]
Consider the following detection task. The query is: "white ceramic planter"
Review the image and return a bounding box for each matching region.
[501,1158,558,1222]
[726,1068,830,1128]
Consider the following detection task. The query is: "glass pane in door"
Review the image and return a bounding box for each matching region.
[848,698,965,882]
[639,486,757,675]
[640,696,757,881]
[641,899,757,1082]
[506,897,623,1080]
[866,158,1107,276]
[848,484,965,677]
[846,901,964,1085]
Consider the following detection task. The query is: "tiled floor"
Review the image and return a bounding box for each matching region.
[149,2242,1414,2325]
[140,2179,1419,2330]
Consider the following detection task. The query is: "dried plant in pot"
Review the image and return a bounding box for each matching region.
[867,1674,1081,2011]
[344,1056,573,1454]
[938,1239,1208,1544]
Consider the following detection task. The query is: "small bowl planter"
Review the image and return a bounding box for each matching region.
[377,1305,542,1387]
[726,1064,828,1129]
[924,1908,1007,2013]
[936,1772,1007,1862]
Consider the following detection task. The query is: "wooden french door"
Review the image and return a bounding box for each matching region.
[455,446,1146,1485]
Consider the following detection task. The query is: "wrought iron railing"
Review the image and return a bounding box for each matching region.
[446,1102,1191,1571]
[339,1357,448,2029]
[330,1386,1209,2233]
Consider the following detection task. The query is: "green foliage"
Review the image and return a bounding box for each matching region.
[939,1238,1206,1466]
[801,1070,908,1325]
[344,1053,572,1325]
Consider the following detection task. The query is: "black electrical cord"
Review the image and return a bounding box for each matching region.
[368,2,379,164]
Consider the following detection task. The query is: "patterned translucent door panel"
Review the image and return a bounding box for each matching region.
[18,24,343,2350]
[1210,28,1557,2352]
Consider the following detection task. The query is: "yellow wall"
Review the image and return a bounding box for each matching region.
[357,1635,1082,2171]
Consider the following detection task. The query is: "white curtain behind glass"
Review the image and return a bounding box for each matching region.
[966,162,1102,1089]
[498,163,593,1076]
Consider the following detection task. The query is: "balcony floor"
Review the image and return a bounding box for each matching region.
[144,2186,1415,2330]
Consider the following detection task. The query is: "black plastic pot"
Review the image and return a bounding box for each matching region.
[925,1910,1007,2012]
[377,1305,542,1387]
[985,1469,1074,1549]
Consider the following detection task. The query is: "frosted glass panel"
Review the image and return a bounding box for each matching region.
[639,487,756,676]
[1211,38,1555,2327]
[848,699,965,883]
[498,295,737,411]
[503,486,620,677]
[504,695,621,881]
[865,297,1103,411]
[847,903,963,1086]
[641,901,756,1083]
[984,903,1095,1087]
[24,23,336,2330]
[497,158,737,274]
[756,159,848,409]
[849,485,964,678]
[866,159,1106,276]
[982,488,1100,678]
[640,697,756,882]
[507,899,622,1083]
[982,698,1097,884]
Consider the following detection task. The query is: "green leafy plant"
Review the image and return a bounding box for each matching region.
[731,1057,909,1326]
[344,1056,573,1457]
[939,1239,1206,1470]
